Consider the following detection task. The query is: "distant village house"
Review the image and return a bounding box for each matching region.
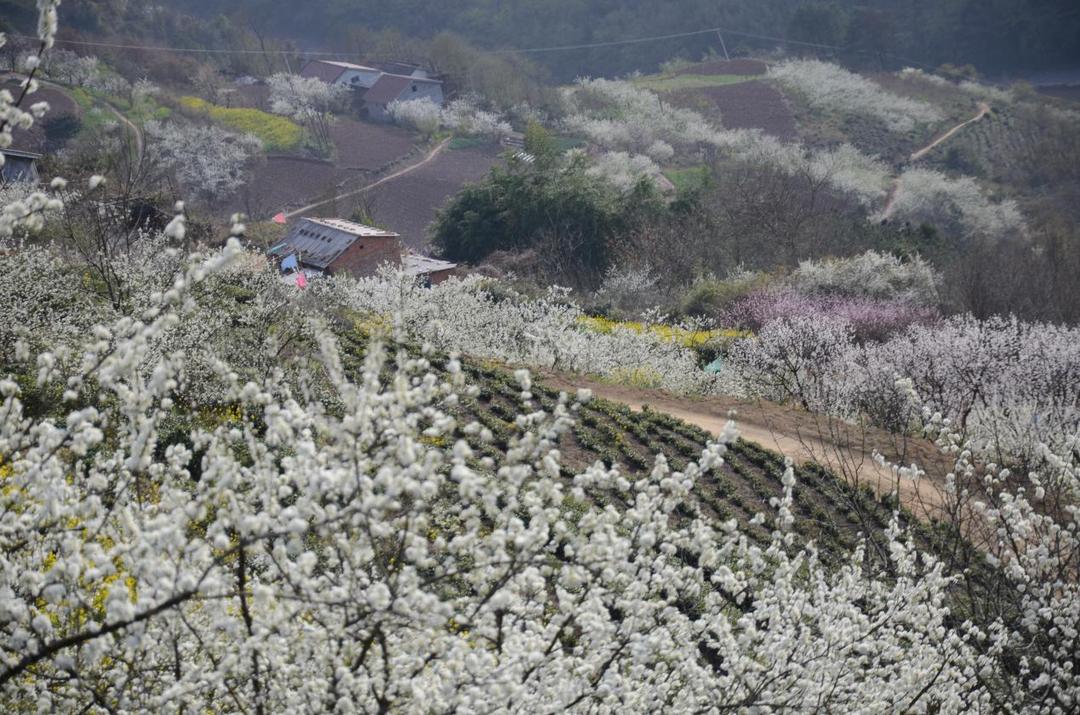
[269,217,457,285]
[0,148,42,184]
[299,60,444,122]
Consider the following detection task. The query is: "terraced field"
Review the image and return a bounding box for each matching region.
[334,328,972,569]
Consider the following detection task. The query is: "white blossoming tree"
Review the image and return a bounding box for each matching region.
[267,72,348,152]
[1,5,1079,713]
[146,120,261,205]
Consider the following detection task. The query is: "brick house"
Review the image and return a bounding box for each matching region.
[270,217,456,284]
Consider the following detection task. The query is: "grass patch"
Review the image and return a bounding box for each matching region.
[663,166,711,193]
[632,74,751,92]
[553,135,588,152]
[179,96,303,152]
[448,135,493,151]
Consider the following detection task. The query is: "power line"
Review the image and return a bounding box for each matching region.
[12,23,847,58]
[489,26,846,55]
[7,34,344,56]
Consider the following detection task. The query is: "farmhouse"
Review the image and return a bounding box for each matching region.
[0,148,42,184]
[363,74,444,121]
[300,60,383,90]
[270,217,457,284]
[299,59,444,121]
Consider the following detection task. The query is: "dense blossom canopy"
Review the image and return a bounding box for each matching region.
[0,4,1078,712]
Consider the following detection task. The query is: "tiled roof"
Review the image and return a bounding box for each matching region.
[364,74,443,106]
[363,74,414,106]
[300,61,348,83]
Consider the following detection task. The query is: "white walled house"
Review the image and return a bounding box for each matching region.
[363,74,444,121]
[299,59,444,122]
[300,60,383,90]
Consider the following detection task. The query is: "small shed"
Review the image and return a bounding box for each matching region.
[403,253,458,286]
[1,148,42,184]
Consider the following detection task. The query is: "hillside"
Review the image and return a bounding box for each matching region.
[3,4,1079,711]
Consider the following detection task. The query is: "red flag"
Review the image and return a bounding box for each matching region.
[295,272,308,289]
[272,212,287,225]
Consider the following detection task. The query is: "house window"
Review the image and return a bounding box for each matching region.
[412,85,418,92]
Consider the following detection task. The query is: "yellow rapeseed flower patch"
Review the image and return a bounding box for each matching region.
[577,316,748,348]
[179,96,303,151]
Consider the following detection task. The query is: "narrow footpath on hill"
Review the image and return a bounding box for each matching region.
[2,72,144,160]
[881,101,992,219]
[539,371,957,522]
[284,137,452,219]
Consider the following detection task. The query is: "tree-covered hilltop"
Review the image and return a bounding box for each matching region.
[146,0,1080,78]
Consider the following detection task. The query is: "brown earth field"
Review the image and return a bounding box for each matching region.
[675,58,768,76]
[671,80,798,141]
[231,156,350,219]
[362,144,501,249]
[330,118,418,171]
[4,81,81,153]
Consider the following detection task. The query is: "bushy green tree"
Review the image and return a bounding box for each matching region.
[432,153,664,280]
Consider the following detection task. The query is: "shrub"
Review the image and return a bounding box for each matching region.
[178,96,303,151]
[679,271,773,318]
[723,288,940,342]
[790,251,941,304]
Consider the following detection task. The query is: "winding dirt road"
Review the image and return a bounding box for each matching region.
[539,371,957,523]
[881,102,992,219]
[2,72,144,160]
[284,137,452,219]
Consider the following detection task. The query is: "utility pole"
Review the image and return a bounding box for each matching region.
[716,30,731,61]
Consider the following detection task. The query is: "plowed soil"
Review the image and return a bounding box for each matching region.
[330,118,418,171]
[363,144,501,248]
[672,80,798,140]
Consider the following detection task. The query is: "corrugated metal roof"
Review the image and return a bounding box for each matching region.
[273,218,399,271]
[306,218,399,237]
[321,60,380,72]
[403,254,457,276]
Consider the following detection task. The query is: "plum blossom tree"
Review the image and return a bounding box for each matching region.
[2,5,1079,712]
[146,120,261,204]
[770,59,943,133]
[267,72,348,152]
[388,95,512,139]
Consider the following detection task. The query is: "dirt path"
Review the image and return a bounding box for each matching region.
[284,137,452,219]
[101,98,143,160]
[881,102,991,220]
[539,371,956,522]
[2,72,144,161]
[909,102,990,163]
